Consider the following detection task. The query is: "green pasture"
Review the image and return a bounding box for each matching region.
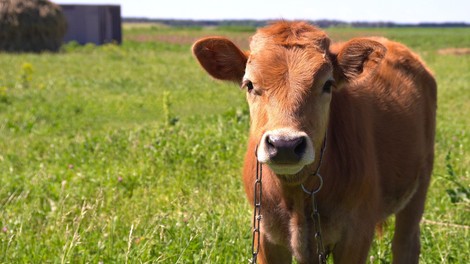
[0,25,469,263]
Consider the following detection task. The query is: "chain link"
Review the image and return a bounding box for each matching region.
[251,149,262,264]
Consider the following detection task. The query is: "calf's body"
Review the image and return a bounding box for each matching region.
[193,22,436,263]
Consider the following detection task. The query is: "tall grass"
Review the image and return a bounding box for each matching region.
[0,26,469,263]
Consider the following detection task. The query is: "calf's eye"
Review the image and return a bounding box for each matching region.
[242,80,254,93]
[322,80,335,93]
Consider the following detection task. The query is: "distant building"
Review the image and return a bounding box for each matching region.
[60,4,122,45]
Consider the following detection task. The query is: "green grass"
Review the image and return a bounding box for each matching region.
[1,26,469,263]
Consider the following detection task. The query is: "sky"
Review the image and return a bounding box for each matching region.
[54,0,470,24]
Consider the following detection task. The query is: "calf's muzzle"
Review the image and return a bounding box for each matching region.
[257,128,315,175]
[266,135,307,163]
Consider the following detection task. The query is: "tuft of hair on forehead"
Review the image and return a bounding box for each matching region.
[253,21,330,51]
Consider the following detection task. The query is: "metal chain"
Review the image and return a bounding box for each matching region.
[251,148,262,264]
[311,191,328,264]
[250,132,328,263]
[301,132,329,263]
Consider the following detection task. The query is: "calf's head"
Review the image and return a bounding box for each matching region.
[193,22,385,183]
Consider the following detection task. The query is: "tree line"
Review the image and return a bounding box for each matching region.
[123,18,470,28]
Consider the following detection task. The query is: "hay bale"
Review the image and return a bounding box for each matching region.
[0,0,67,52]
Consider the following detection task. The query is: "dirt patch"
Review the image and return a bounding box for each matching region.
[438,48,470,56]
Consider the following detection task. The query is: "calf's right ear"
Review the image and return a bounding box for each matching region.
[192,37,248,84]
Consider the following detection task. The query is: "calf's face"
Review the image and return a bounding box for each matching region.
[244,32,333,178]
[193,22,386,183]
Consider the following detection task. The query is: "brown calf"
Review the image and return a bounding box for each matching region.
[193,21,436,264]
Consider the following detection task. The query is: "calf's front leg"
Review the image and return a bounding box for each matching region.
[256,234,292,264]
[331,226,375,264]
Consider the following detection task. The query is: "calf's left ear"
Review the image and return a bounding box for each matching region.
[192,37,248,84]
[332,38,386,87]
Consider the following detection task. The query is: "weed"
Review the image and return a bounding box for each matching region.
[19,62,33,89]
[61,40,81,52]
[162,91,179,126]
[0,86,8,103]
[444,150,470,204]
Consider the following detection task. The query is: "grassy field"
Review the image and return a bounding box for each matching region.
[0,24,469,263]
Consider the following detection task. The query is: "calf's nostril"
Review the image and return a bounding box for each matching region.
[266,136,275,147]
[294,137,307,156]
[266,135,277,156]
